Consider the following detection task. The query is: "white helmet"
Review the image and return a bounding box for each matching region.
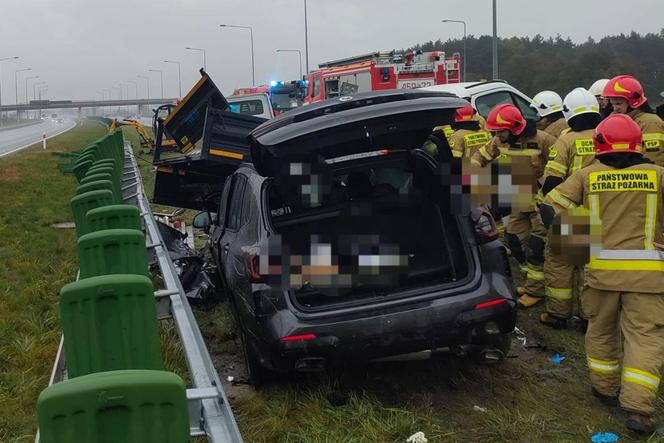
[531,91,564,118]
[562,87,600,122]
[589,79,609,97]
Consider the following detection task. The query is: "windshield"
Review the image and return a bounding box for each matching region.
[228,99,265,116]
[271,91,300,110]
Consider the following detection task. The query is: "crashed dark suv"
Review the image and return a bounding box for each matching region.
[153,72,517,384]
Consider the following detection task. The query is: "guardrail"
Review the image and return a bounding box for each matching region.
[36,131,243,443]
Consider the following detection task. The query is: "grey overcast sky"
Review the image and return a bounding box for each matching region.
[1,0,662,101]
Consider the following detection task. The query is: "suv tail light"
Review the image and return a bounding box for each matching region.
[471,207,499,244]
[246,252,264,283]
[475,298,508,310]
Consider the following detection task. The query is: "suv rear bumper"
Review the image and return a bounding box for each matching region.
[249,270,516,373]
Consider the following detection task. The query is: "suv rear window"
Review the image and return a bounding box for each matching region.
[228,99,264,116]
[268,162,414,224]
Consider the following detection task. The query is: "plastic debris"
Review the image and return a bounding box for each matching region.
[406,431,428,443]
[473,405,488,413]
[514,327,527,346]
[550,353,566,364]
[591,432,619,443]
[226,376,235,382]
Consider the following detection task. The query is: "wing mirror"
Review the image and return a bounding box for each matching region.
[193,211,212,232]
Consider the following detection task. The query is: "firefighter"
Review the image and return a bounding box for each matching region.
[603,74,664,166]
[589,78,612,119]
[447,103,492,158]
[471,104,557,307]
[531,91,569,137]
[541,114,664,434]
[539,88,602,329]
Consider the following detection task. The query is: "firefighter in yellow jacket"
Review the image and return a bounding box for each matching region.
[603,75,664,166]
[540,87,602,329]
[541,114,664,434]
[447,103,491,158]
[531,90,570,137]
[471,104,557,307]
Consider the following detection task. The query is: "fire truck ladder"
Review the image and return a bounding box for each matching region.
[36,139,243,443]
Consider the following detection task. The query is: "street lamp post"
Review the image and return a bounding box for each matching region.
[14,68,31,121]
[220,24,255,86]
[137,75,150,100]
[185,47,207,71]
[442,19,467,82]
[304,0,309,75]
[33,81,46,101]
[126,80,138,116]
[276,49,303,79]
[164,60,182,98]
[25,76,39,120]
[0,56,19,127]
[33,81,46,119]
[492,0,498,79]
[148,69,164,100]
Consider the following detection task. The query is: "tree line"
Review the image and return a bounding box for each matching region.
[401,31,664,103]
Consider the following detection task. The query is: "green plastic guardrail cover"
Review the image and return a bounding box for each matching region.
[77,228,148,278]
[37,369,188,443]
[59,274,162,377]
[86,204,141,232]
[70,190,115,238]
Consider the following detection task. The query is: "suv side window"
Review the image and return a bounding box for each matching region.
[241,182,258,235]
[512,93,540,121]
[474,91,513,118]
[226,175,247,231]
[217,178,233,227]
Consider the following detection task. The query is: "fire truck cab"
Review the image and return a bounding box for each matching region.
[303,50,461,104]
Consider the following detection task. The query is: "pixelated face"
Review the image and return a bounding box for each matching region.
[549,208,602,265]
[597,96,609,108]
[462,156,538,213]
[609,98,629,114]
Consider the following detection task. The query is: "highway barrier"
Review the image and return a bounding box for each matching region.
[39,131,242,443]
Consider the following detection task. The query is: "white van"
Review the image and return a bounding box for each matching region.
[423,80,538,121]
[226,93,274,120]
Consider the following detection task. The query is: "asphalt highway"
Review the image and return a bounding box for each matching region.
[0,119,76,157]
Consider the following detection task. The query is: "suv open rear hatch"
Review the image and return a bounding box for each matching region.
[152,70,267,211]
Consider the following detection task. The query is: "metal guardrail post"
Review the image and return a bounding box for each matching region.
[125,142,243,442]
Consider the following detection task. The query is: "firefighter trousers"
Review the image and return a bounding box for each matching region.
[505,210,546,297]
[543,240,584,319]
[582,287,664,414]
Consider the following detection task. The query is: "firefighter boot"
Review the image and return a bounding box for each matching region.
[540,312,567,329]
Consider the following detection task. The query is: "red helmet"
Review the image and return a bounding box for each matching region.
[455,103,476,122]
[602,75,647,108]
[485,104,526,136]
[593,114,643,156]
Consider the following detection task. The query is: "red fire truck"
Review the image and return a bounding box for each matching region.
[303,50,461,104]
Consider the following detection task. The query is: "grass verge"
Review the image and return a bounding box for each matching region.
[0,121,106,442]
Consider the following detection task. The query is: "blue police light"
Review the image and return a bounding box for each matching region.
[270,80,278,87]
